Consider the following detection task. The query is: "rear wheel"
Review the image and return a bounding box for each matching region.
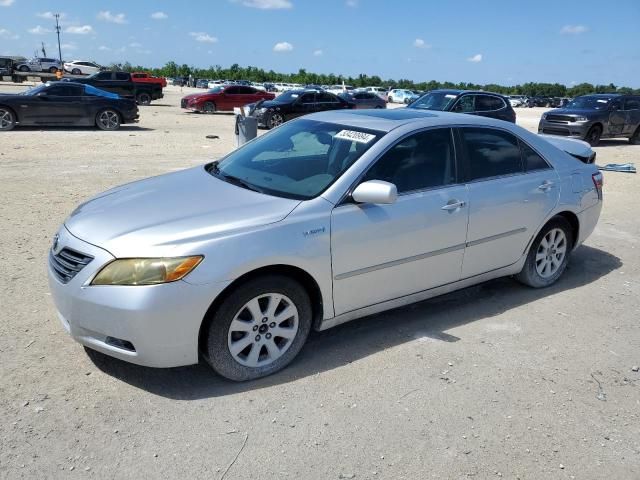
[71,68,81,75]
[95,109,121,131]
[629,126,640,145]
[202,101,216,113]
[19,65,30,72]
[0,107,16,131]
[204,275,312,381]
[388,96,394,103]
[136,92,151,105]
[48,66,58,73]
[516,216,573,288]
[585,125,602,147]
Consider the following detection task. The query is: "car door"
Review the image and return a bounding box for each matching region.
[221,86,241,110]
[608,98,625,135]
[458,127,559,278]
[622,97,640,135]
[30,84,85,124]
[290,92,316,119]
[331,127,469,315]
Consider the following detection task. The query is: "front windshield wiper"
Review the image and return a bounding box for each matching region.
[208,161,264,193]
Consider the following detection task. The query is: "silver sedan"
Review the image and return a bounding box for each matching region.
[48,109,603,380]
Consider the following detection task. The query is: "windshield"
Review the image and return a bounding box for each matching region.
[207,86,224,93]
[209,119,383,200]
[276,90,303,102]
[565,96,613,110]
[408,92,458,111]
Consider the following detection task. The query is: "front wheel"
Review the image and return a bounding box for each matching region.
[95,109,121,131]
[202,101,216,113]
[268,112,284,129]
[516,217,573,288]
[136,92,151,105]
[49,66,58,73]
[0,107,16,131]
[388,96,394,103]
[71,68,81,75]
[585,125,602,147]
[204,275,312,381]
[19,66,30,72]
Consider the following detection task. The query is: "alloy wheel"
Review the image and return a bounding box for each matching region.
[98,110,119,130]
[227,293,299,368]
[269,113,284,128]
[535,228,567,278]
[0,109,14,130]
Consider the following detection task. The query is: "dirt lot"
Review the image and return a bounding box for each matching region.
[1,84,639,479]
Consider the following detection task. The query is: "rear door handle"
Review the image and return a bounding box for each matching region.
[538,180,555,192]
[441,200,466,211]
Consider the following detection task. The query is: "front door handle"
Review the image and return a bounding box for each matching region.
[538,180,555,192]
[441,199,466,211]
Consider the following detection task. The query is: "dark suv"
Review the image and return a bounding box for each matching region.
[538,94,640,146]
[407,89,516,123]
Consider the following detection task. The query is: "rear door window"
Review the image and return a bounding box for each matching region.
[476,95,505,111]
[624,97,640,110]
[460,127,523,180]
[115,72,129,81]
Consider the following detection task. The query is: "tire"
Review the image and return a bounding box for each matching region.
[516,216,574,288]
[19,65,30,72]
[204,275,312,381]
[629,126,640,145]
[0,107,16,131]
[202,102,216,113]
[95,109,121,131]
[388,96,394,103]
[49,66,58,73]
[268,112,285,129]
[585,125,602,147]
[136,92,151,106]
[71,68,81,75]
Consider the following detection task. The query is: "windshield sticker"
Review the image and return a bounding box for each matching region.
[597,99,608,103]
[290,94,299,98]
[445,94,457,98]
[335,130,376,144]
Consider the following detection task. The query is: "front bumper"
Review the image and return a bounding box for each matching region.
[47,226,229,368]
[538,120,590,138]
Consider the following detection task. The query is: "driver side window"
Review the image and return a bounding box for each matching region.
[362,128,456,193]
[453,95,475,112]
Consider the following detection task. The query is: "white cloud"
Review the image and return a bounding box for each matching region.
[37,11,66,20]
[560,25,588,34]
[129,42,142,48]
[97,11,127,24]
[273,41,293,52]
[61,42,77,51]
[313,49,323,56]
[239,0,292,9]
[346,0,358,6]
[467,53,483,63]
[413,38,430,49]
[189,32,217,43]
[65,25,94,34]
[151,11,168,20]
[0,28,19,39]
[98,45,111,51]
[0,0,15,7]
[28,25,51,35]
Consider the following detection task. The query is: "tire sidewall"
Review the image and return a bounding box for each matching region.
[137,93,151,105]
[205,275,312,381]
[0,108,16,131]
[519,217,574,288]
[586,126,602,146]
[95,109,120,131]
[203,102,215,113]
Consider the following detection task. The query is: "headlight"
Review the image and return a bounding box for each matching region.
[573,116,588,122]
[541,113,547,120]
[91,256,203,286]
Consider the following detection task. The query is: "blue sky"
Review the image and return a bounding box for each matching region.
[1,0,639,87]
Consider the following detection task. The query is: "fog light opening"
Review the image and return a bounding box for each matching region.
[105,336,136,352]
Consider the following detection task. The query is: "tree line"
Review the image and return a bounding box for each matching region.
[108,61,640,97]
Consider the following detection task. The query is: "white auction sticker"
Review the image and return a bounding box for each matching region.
[335,130,376,144]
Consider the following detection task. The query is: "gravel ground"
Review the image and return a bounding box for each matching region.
[1,84,639,479]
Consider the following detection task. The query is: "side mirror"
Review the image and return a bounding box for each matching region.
[352,180,397,205]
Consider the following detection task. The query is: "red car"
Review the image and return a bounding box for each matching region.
[181,85,275,113]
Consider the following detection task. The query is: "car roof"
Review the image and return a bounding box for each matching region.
[305,108,512,133]
[579,93,621,98]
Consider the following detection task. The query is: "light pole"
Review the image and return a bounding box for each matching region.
[55,14,62,66]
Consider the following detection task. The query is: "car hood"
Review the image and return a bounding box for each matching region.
[182,93,210,101]
[64,166,301,257]
[546,108,600,117]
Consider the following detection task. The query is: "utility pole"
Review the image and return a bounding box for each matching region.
[54,14,62,65]
[41,41,47,58]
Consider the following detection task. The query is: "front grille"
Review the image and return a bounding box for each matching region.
[546,115,575,123]
[49,247,93,284]
[542,128,570,136]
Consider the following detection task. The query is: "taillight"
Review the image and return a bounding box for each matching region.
[592,172,603,199]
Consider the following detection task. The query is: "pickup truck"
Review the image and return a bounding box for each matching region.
[131,72,167,88]
[62,71,163,105]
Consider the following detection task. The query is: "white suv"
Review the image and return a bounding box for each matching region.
[16,57,62,73]
[63,60,102,75]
